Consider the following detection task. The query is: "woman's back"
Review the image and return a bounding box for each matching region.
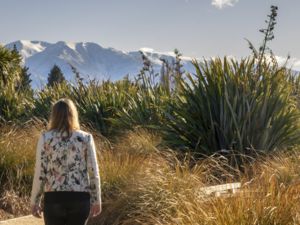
[30,99,101,225]
[41,130,96,194]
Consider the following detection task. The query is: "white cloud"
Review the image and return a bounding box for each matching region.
[260,54,300,71]
[275,55,300,71]
[211,0,239,9]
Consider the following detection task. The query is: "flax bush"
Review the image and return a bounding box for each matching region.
[164,57,300,155]
[71,78,137,135]
[32,82,72,119]
[0,46,33,122]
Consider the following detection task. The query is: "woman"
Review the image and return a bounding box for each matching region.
[31,98,102,225]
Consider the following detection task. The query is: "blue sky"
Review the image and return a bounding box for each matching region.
[1,0,299,63]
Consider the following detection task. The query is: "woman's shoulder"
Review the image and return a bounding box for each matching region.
[72,129,93,138]
[41,130,53,138]
[72,130,94,144]
[72,129,91,135]
[41,130,92,139]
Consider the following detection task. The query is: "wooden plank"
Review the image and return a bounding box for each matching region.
[199,182,241,196]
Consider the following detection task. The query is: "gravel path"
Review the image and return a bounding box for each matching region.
[0,215,43,225]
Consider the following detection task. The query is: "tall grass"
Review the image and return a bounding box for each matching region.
[91,136,300,225]
[0,124,299,224]
[0,121,42,219]
[0,121,42,194]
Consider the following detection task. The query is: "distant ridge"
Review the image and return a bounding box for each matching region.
[5,40,195,88]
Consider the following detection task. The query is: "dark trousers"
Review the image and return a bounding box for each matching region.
[43,191,90,225]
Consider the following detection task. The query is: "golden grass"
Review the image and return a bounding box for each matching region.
[0,190,30,220]
[0,120,44,194]
[0,121,43,219]
[0,123,300,224]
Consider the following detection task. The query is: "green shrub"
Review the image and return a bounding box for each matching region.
[113,58,174,131]
[114,83,171,130]
[32,82,72,119]
[164,57,300,155]
[71,78,137,135]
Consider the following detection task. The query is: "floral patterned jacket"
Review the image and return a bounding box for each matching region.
[30,130,101,206]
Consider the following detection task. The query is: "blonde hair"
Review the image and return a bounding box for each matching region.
[48,98,80,136]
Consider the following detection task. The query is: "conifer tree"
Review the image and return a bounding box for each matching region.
[16,66,32,92]
[12,44,18,54]
[47,64,65,87]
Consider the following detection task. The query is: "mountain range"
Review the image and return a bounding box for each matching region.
[5,40,196,88]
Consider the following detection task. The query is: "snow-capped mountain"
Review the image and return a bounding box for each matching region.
[5,40,51,59]
[5,40,196,88]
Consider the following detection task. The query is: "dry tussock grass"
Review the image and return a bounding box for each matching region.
[0,190,30,220]
[0,120,43,220]
[0,124,300,225]
[92,139,300,225]
[0,120,43,193]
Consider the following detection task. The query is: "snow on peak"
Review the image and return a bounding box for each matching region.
[65,42,76,51]
[140,47,155,53]
[19,40,48,55]
[55,41,78,51]
[6,40,50,60]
